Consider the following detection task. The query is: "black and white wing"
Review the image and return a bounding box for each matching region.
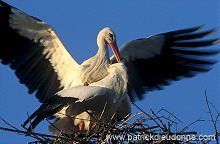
[111,25,219,101]
[22,86,108,130]
[0,1,79,102]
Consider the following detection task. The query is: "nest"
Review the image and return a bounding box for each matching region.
[0,92,219,144]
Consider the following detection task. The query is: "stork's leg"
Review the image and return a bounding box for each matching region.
[79,121,85,130]
[88,124,91,131]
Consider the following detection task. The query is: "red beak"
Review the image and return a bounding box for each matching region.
[108,42,122,63]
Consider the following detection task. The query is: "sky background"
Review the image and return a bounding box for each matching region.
[0,0,219,143]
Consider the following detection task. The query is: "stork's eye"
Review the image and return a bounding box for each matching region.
[109,33,114,40]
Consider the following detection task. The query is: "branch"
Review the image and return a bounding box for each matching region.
[205,90,219,143]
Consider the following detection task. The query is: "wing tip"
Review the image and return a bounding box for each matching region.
[196,25,206,31]
[0,1,12,9]
[212,38,220,45]
[200,28,219,38]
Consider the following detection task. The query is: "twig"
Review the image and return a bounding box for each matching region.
[0,117,44,142]
[0,126,56,139]
[161,108,183,123]
[205,90,219,143]
[0,117,19,131]
[45,118,62,134]
[131,102,167,132]
[117,112,143,128]
[150,108,168,132]
[180,117,203,133]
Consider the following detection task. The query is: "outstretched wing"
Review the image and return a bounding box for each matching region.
[111,26,219,101]
[0,1,79,102]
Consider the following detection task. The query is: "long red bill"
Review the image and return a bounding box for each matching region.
[109,42,122,63]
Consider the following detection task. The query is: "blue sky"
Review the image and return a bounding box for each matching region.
[0,0,219,143]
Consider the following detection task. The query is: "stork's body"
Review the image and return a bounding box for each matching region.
[23,63,130,134]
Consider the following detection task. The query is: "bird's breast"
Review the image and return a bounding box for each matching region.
[78,63,109,85]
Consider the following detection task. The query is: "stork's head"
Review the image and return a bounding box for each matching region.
[97,27,121,63]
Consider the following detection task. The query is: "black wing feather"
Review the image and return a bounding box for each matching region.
[0,1,65,102]
[22,95,77,130]
[124,26,219,101]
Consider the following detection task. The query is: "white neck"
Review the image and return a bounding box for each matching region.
[96,35,110,64]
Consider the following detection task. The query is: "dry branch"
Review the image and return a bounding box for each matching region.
[0,92,219,143]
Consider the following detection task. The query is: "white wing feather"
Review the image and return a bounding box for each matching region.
[117,35,165,61]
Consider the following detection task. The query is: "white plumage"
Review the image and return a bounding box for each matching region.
[0,1,219,134]
[22,63,130,134]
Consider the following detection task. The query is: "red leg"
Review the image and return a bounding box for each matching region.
[79,121,85,130]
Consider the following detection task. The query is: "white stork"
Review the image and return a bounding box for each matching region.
[0,1,219,133]
[0,1,122,103]
[22,63,130,135]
